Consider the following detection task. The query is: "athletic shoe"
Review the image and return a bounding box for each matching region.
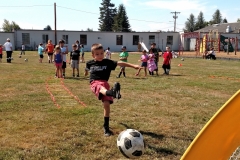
[76,74,79,77]
[104,127,113,137]
[72,74,75,77]
[112,82,121,99]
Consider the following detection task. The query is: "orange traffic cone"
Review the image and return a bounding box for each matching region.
[178,63,182,67]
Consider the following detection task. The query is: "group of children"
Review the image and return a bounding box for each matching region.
[37,39,85,78]
[110,42,173,77]
[0,40,173,137]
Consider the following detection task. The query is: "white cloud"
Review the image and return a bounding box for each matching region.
[147,23,174,31]
[142,0,209,17]
[17,21,43,30]
[122,0,130,6]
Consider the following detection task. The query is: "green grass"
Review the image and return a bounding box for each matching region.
[0,51,239,159]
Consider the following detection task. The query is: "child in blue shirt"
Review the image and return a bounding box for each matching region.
[38,43,44,63]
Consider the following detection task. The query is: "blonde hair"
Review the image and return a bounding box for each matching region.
[91,43,103,54]
[54,45,61,52]
[48,40,52,44]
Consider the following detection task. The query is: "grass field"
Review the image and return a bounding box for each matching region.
[0,51,239,160]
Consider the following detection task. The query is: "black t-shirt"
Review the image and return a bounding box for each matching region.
[86,59,118,82]
[150,48,159,62]
[70,50,80,60]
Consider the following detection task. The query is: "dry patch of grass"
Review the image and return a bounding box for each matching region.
[0,51,239,159]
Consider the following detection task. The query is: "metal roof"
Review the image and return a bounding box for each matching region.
[195,22,240,33]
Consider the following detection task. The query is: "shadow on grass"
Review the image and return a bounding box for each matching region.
[169,74,184,76]
[119,123,179,156]
[119,123,164,140]
[64,77,89,81]
[147,144,179,156]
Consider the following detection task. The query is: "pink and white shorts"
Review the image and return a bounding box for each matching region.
[90,80,113,104]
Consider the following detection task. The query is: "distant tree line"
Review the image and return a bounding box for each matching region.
[184,9,236,32]
[99,0,131,32]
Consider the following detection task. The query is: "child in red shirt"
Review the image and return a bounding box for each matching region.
[162,46,172,75]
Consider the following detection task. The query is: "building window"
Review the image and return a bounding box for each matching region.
[167,36,173,45]
[42,34,48,44]
[22,33,30,45]
[62,35,68,44]
[133,35,139,45]
[149,35,155,45]
[116,35,123,45]
[80,35,87,45]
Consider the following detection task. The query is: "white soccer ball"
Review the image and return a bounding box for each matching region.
[117,129,145,159]
[24,58,28,62]
[181,58,184,61]
[19,55,21,58]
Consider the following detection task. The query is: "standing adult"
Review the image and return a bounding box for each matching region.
[3,38,13,63]
[149,43,159,76]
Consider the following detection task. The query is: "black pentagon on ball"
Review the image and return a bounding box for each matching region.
[118,146,130,158]
[132,150,143,157]
[124,137,132,149]
[129,131,140,137]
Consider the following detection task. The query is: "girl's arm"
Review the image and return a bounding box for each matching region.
[53,53,56,62]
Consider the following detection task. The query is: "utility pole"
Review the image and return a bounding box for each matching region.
[171,11,180,32]
[54,2,57,45]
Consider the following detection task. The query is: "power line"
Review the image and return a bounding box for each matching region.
[56,5,183,25]
[57,5,99,15]
[0,4,184,30]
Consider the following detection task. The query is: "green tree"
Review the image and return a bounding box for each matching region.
[195,11,207,30]
[184,13,196,32]
[2,19,20,32]
[237,18,240,22]
[113,4,131,32]
[86,28,93,31]
[99,0,117,31]
[212,9,222,24]
[223,18,228,23]
[45,25,52,30]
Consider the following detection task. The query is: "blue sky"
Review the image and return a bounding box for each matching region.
[1,0,240,32]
